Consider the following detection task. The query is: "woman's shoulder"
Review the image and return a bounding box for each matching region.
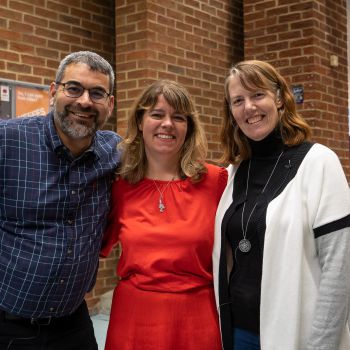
[201,163,228,198]
[205,162,228,180]
[296,142,341,167]
[309,142,339,158]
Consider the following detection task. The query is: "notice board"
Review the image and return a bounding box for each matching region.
[0,80,49,120]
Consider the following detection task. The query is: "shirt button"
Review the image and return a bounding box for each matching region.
[67,249,72,254]
[67,219,73,224]
[49,307,55,312]
[60,279,64,284]
[71,190,76,195]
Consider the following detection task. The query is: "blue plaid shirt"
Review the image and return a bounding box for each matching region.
[0,112,121,318]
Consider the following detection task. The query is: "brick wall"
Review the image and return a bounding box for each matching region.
[244,0,350,179]
[0,0,116,131]
[115,0,243,160]
[0,0,243,312]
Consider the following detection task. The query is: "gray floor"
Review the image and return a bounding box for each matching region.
[91,313,110,350]
[90,289,113,349]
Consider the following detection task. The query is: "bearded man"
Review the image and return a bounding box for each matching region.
[0,51,121,350]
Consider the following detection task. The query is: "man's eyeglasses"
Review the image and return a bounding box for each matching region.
[55,81,111,104]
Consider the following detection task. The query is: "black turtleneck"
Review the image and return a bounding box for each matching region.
[226,129,285,335]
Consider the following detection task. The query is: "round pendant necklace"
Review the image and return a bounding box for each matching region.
[239,151,284,253]
[152,177,174,213]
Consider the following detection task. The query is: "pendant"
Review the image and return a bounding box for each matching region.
[159,199,165,213]
[238,238,251,253]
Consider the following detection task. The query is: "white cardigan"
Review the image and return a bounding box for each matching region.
[213,143,350,350]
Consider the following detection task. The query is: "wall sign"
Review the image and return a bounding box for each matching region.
[16,86,49,118]
[1,85,10,102]
[292,85,304,104]
[0,79,49,120]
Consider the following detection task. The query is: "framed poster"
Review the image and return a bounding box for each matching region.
[0,79,49,120]
[16,86,49,118]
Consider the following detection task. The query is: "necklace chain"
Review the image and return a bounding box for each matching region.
[152,178,174,213]
[239,151,284,253]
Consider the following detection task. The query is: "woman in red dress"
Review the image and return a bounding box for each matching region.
[101,80,227,350]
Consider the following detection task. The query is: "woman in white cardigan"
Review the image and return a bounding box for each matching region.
[213,60,350,350]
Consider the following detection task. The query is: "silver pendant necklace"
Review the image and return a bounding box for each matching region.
[152,178,174,213]
[239,151,284,253]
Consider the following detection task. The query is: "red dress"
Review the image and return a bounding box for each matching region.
[101,164,227,350]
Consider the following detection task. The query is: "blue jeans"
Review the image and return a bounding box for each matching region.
[233,328,260,350]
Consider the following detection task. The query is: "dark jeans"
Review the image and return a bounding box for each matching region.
[233,328,260,350]
[0,301,98,350]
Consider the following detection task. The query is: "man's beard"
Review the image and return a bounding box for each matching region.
[53,106,99,139]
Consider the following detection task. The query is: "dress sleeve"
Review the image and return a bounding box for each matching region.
[305,146,350,349]
[100,180,120,258]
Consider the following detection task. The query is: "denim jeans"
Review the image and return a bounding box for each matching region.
[233,328,260,350]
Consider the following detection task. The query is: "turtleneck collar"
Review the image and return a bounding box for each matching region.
[248,128,285,158]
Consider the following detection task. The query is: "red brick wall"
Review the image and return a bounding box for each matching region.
[0,0,243,312]
[244,0,350,179]
[115,0,243,160]
[0,0,116,131]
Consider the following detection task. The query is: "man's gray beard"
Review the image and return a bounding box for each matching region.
[54,109,98,139]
